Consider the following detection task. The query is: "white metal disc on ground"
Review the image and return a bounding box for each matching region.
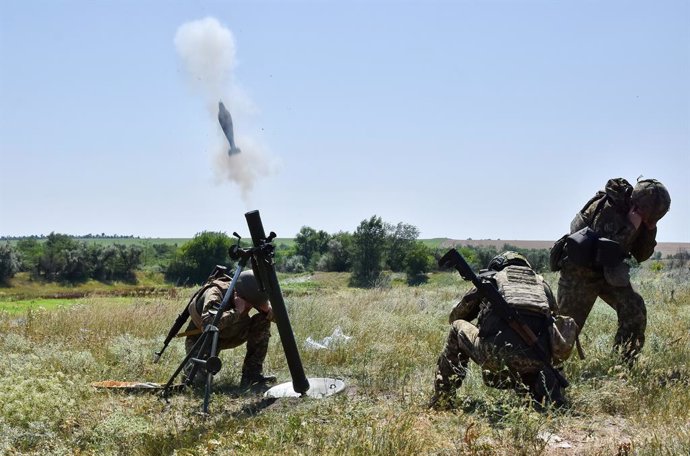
[264,377,345,399]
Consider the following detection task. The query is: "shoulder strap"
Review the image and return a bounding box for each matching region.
[578,191,608,224]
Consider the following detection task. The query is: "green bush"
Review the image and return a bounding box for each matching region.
[350,216,387,288]
[165,231,232,285]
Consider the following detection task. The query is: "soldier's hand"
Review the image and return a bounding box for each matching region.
[628,206,643,230]
[257,302,274,322]
[233,292,252,315]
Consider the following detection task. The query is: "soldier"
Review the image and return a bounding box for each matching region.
[430,252,575,410]
[184,270,276,388]
[553,178,670,363]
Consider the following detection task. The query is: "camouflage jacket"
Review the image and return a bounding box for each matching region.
[570,178,657,262]
[188,277,242,331]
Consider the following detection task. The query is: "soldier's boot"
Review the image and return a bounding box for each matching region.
[240,314,275,389]
[428,354,465,410]
[240,371,278,389]
[613,332,644,368]
[529,369,566,410]
[428,382,457,411]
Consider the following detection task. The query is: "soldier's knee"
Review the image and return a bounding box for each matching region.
[250,312,271,330]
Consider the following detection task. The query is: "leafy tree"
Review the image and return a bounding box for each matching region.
[165,231,232,285]
[350,216,387,288]
[16,238,43,273]
[61,243,93,282]
[274,243,298,272]
[39,233,79,280]
[502,244,549,272]
[472,245,499,271]
[317,231,353,272]
[0,244,20,284]
[108,244,143,282]
[404,241,432,285]
[385,222,420,272]
[140,243,178,270]
[294,226,331,270]
[90,244,118,281]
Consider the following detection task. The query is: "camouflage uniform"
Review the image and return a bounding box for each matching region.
[433,255,563,408]
[556,178,669,361]
[185,275,272,381]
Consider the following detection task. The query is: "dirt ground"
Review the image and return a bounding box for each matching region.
[541,416,634,455]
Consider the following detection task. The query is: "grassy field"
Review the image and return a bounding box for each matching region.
[0,271,175,303]
[1,267,689,455]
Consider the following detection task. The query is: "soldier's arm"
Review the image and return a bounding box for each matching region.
[630,226,657,262]
[201,286,240,330]
[200,286,225,315]
[449,287,482,323]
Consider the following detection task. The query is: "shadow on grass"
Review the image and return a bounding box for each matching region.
[406,274,429,286]
[142,384,289,455]
[459,392,575,426]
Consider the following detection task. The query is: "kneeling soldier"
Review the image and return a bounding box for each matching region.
[431,252,576,410]
[184,270,276,388]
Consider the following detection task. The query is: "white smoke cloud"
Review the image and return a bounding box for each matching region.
[174,17,272,200]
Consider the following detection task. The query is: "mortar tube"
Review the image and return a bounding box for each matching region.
[245,210,310,395]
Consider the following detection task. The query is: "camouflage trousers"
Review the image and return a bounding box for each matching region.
[557,262,646,361]
[434,320,544,395]
[185,312,271,376]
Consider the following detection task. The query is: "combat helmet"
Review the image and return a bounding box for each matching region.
[488,251,531,271]
[235,271,269,306]
[631,179,671,224]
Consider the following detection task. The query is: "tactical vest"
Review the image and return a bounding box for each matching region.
[478,265,552,353]
[494,266,550,316]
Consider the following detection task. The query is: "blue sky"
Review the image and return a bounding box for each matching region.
[1,0,688,242]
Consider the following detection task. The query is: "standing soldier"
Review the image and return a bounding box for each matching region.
[430,252,576,410]
[184,270,276,388]
[552,178,671,363]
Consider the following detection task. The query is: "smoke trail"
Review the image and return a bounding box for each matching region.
[174,17,272,200]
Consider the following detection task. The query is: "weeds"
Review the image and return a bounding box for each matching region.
[0,270,688,454]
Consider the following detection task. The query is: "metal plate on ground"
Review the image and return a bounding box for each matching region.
[264,377,345,399]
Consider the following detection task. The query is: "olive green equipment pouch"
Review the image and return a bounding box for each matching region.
[549,315,579,364]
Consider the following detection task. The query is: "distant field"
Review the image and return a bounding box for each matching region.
[3,236,685,257]
[438,238,689,258]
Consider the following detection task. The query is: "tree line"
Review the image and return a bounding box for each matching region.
[5,215,684,287]
[0,234,176,285]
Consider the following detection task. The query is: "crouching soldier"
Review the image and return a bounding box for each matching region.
[553,178,671,363]
[430,252,577,410]
[184,269,276,388]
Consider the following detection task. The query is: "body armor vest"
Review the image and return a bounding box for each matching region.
[478,266,551,352]
[494,265,550,316]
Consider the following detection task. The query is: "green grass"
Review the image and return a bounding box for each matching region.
[1,268,689,455]
[0,271,175,301]
[0,298,78,314]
